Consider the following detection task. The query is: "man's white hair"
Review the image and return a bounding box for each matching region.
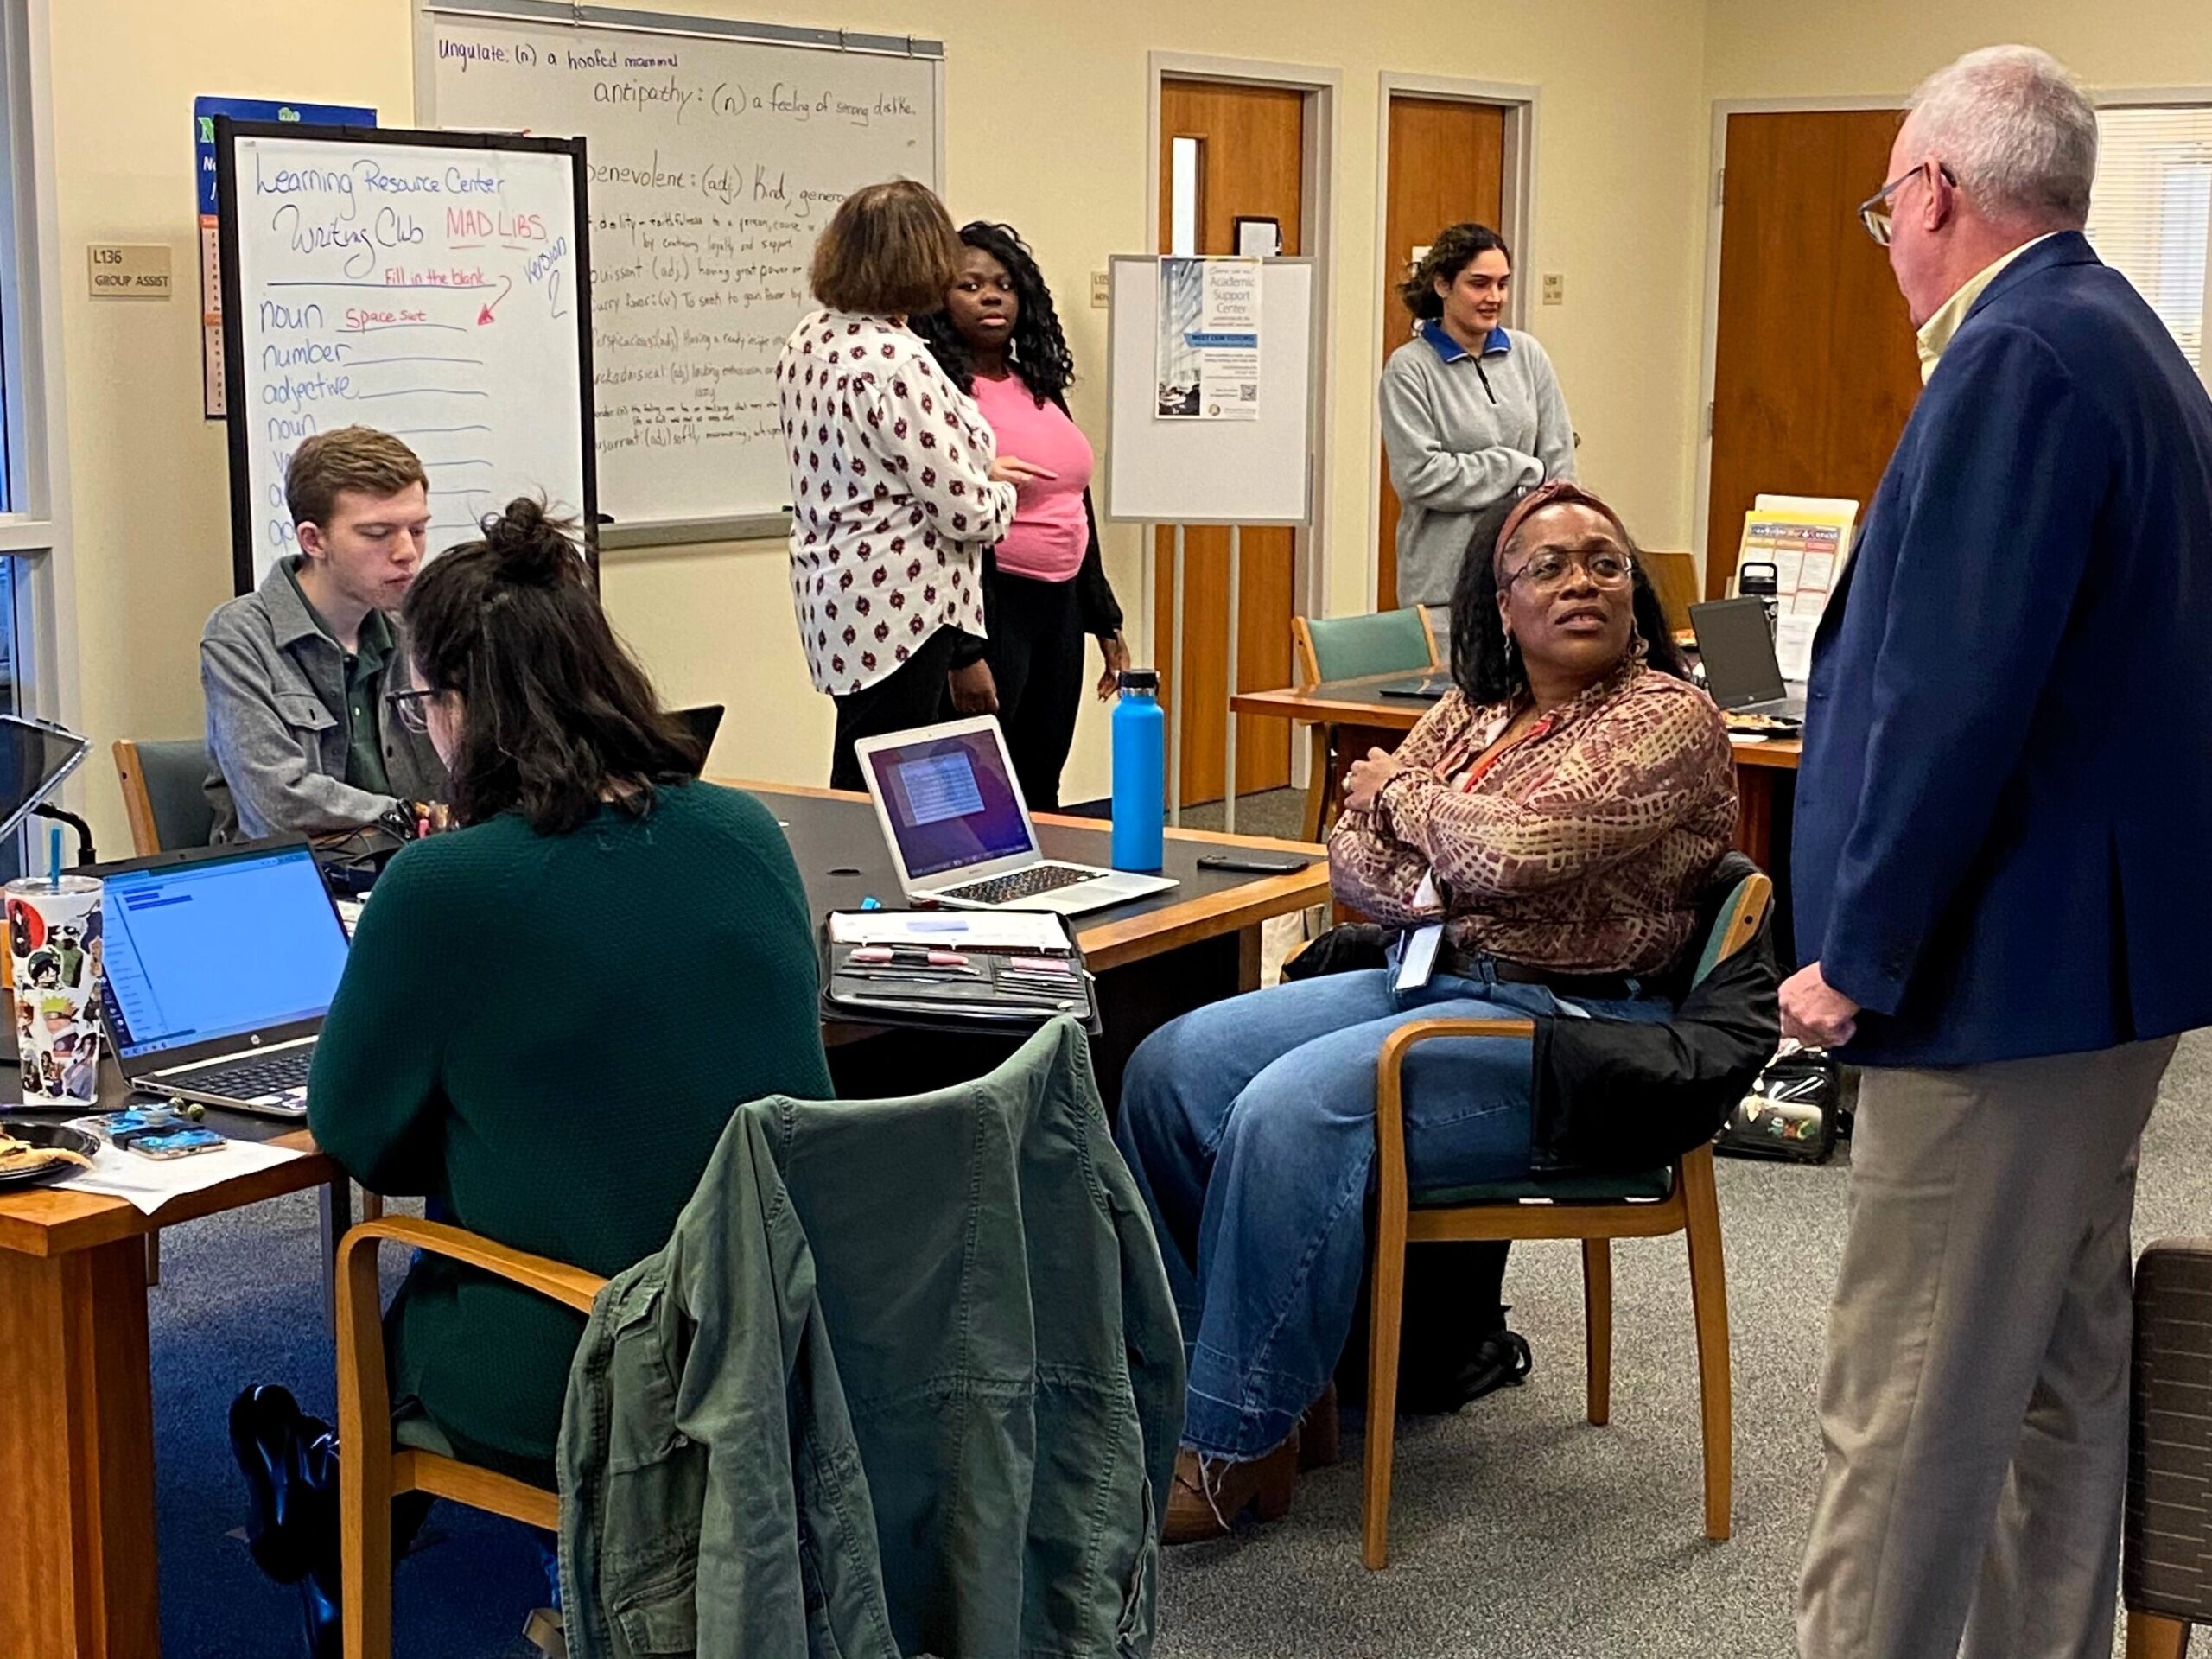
[1906,45,2098,228]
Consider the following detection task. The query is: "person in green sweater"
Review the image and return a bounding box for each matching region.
[231,497,831,1656]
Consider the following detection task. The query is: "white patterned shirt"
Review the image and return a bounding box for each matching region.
[776,308,1018,695]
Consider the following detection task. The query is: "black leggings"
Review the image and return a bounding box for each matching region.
[984,570,1086,811]
[828,625,960,792]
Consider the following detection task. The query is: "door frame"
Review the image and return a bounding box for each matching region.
[1146,50,1342,639]
[1694,86,2212,583]
[1367,73,1539,612]
[1693,96,1904,587]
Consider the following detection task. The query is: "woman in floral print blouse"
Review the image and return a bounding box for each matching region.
[1115,480,1737,1544]
[775,181,1052,789]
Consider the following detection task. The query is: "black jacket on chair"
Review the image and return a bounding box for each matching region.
[1287,852,1780,1177]
[1529,853,1780,1174]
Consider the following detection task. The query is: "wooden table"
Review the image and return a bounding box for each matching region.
[1230,672,1803,870]
[0,784,1327,1659]
[0,1109,339,1659]
[726,780,1332,1103]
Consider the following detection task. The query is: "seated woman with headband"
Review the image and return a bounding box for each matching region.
[1115,480,1737,1543]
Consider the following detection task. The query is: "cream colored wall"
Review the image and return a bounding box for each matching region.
[1704,0,2212,100]
[48,0,1712,845]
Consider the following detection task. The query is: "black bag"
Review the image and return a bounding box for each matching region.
[1714,1043,1843,1163]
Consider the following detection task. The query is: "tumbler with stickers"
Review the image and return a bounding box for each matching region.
[5,872,103,1107]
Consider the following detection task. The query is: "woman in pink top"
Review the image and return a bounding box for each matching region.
[914,224,1128,809]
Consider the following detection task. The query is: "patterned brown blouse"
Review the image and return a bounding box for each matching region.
[1328,658,1738,975]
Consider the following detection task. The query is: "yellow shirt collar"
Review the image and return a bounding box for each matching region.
[1915,233,2058,383]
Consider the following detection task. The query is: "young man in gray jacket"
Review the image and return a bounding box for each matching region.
[201,426,448,842]
[1380,223,1578,609]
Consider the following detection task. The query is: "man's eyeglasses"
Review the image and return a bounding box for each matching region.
[1859,160,1957,247]
[1499,548,1635,594]
[385,686,438,734]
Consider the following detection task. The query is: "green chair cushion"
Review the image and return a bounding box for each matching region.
[1413,1165,1675,1208]
[1306,607,1433,682]
[393,1408,459,1458]
[136,737,217,850]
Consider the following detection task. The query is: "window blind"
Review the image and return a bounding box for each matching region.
[2087,105,2212,366]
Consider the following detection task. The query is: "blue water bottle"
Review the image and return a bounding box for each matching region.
[1110,669,1166,873]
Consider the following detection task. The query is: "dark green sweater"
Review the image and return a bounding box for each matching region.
[308,780,832,1478]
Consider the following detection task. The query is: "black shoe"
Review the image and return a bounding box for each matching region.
[1412,1329,1534,1414]
[229,1385,336,1586]
[297,1567,341,1659]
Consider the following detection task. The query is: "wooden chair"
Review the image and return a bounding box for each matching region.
[336,1216,607,1659]
[1359,869,1771,1569]
[1290,607,1440,841]
[112,737,216,855]
[1640,550,1700,637]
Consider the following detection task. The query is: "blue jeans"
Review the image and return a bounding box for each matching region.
[1115,964,1671,1460]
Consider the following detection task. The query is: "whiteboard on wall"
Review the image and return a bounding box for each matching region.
[416,1,946,543]
[1103,256,1315,527]
[216,121,594,593]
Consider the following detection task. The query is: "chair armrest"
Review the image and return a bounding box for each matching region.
[338,1215,607,1313]
[334,1216,609,1515]
[1373,1018,1535,1205]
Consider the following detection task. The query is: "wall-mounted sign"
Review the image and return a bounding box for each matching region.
[87,244,172,297]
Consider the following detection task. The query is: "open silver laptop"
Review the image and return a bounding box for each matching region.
[92,837,352,1118]
[855,716,1179,915]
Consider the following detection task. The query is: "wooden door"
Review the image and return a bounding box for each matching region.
[1707,110,1923,597]
[1154,79,1303,805]
[1378,97,1507,607]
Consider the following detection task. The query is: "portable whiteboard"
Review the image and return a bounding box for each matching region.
[1104,256,1315,526]
[216,120,594,594]
[416,0,947,546]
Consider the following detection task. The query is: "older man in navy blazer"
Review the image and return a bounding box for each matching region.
[1787,45,2212,1659]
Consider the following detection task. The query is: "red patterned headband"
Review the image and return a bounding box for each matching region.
[1492,481,1632,574]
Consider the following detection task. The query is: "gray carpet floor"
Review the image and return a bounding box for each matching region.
[1153,1032,2212,1659]
[142,936,2209,1656]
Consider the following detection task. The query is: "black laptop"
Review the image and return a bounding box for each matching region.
[672,704,724,771]
[1690,597,1807,721]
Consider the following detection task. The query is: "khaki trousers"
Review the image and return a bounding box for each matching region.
[1797,1037,2178,1659]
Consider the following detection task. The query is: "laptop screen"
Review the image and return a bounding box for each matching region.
[98,843,351,1060]
[0,717,88,842]
[864,727,1034,880]
[1692,597,1788,708]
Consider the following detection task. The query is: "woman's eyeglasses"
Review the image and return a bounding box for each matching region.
[385,686,438,734]
[1500,548,1635,594]
[1859,160,1957,247]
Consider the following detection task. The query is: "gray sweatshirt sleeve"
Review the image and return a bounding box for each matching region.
[1379,351,1541,512]
[200,628,400,837]
[1523,336,1579,485]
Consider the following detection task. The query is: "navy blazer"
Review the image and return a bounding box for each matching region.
[1793,232,2212,1066]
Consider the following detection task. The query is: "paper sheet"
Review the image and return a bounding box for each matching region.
[828,911,1074,952]
[50,1135,305,1214]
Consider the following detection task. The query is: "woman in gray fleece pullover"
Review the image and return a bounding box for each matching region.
[1380,223,1577,607]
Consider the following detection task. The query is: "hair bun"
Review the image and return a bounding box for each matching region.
[478,497,577,587]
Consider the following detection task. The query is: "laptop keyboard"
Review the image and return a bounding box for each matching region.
[168,1047,314,1100]
[939,863,1098,906]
